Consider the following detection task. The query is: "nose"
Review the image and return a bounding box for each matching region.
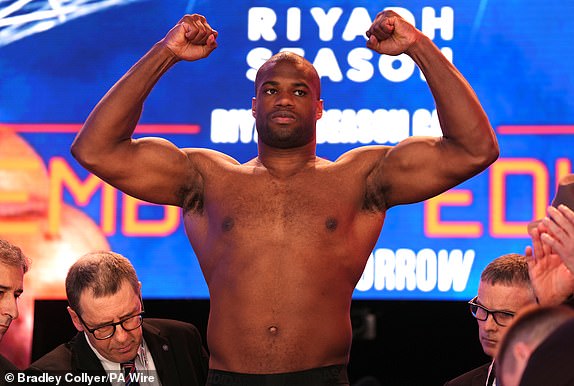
[112,323,131,343]
[0,295,19,320]
[275,91,294,107]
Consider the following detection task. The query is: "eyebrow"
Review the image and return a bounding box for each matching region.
[0,284,23,293]
[89,306,141,328]
[261,80,310,89]
[476,299,514,313]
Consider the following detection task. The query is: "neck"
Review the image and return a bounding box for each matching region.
[256,140,318,178]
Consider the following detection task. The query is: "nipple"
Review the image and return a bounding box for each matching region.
[325,217,338,231]
[221,216,235,232]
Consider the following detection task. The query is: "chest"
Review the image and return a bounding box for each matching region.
[203,171,361,236]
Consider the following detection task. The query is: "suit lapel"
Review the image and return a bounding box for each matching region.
[143,322,181,386]
[471,362,492,386]
[473,374,485,386]
[70,333,112,386]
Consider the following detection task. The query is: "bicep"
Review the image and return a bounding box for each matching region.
[370,136,481,208]
[82,136,203,207]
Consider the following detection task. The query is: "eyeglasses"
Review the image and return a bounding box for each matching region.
[468,296,515,327]
[76,310,145,340]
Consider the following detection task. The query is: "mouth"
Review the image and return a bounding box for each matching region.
[481,336,497,347]
[270,111,297,124]
[115,343,135,354]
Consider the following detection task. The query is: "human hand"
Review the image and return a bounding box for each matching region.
[161,14,218,62]
[365,10,421,56]
[540,205,574,275]
[526,226,574,306]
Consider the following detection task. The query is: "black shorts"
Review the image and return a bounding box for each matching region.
[206,365,349,386]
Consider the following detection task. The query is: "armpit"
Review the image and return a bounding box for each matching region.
[363,186,386,212]
[179,178,204,215]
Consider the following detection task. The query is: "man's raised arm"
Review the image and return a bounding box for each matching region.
[365,10,499,208]
[71,14,218,206]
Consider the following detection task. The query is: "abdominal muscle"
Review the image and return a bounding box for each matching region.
[204,250,356,373]
[190,220,370,373]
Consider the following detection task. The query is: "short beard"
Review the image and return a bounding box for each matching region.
[257,126,312,149]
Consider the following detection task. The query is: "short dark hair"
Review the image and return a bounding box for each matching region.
[496,305,574,382]
[481,253,530,287]
[66,251,139,314]
[0,239,30,273]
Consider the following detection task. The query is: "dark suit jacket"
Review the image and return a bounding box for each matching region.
[0,354,19,386]
[27,318,208,386]
[444,362,492,386]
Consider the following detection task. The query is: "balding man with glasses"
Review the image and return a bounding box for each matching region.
[444,253,537,386]
[27,251,208,386]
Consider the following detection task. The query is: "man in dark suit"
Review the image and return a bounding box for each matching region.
[444,254,537,386]
[0,239,29,382]
[445,364,491,386]
[28,251,208,386]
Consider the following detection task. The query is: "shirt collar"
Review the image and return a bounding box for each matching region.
[84,332,148,371]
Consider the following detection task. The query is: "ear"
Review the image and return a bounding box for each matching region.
[513,341,533,362]
[67,306,84,332]
[252,97,257,118]
[316,99,324,120]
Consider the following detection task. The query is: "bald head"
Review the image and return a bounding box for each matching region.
[496,305,574,386]
[255,52,321,99]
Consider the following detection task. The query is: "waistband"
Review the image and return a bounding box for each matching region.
[206,365,349,386]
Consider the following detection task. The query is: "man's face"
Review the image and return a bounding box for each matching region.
[476,281,536,357]
[0,262,24,342]
[252,60,323,149]
[69,280,143,363]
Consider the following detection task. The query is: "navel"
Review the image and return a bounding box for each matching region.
[221,216,235,232]
[268,326,279,335]
[325,217,338,231]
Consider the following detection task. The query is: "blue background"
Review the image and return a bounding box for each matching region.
[1,0,573,300]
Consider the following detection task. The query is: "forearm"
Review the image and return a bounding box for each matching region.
[407,36,499,166]
[71,42,179,164]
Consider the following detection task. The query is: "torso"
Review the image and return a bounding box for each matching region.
[183,153,386,373]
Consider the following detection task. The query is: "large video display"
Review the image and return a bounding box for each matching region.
[1,0,573,301]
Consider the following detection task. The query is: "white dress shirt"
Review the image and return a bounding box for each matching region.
[85,333,162,386]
